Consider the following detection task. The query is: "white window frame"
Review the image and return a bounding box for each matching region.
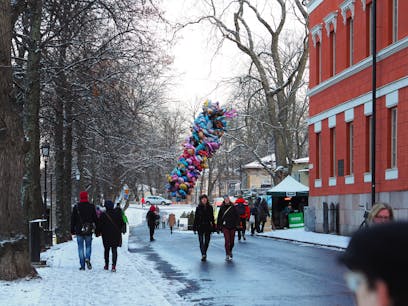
[331,128,336,177]
[317,133,322,179]
[367,116,373,172]
[317,42,322,83]
[391,107,397,168]
[393,0,398,43]
[368,2,373,55]
[348,18,354,65]
[331,31,336,75]
[348,122,354,175]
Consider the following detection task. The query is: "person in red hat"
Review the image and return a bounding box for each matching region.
[235,196,250,241]
[71,191,97,270]
[146,205,158,241]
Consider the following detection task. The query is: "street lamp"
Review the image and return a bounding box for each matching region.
[41,142,50,219]
[75,169,80,202]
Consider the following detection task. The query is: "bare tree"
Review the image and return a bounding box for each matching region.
[179,0,309,183]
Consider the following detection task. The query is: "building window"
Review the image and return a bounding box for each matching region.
[346,18,354,66]
[330,128,336,176]
[393,0,398,42]
[316,41,322,84]
[390,108,397,168]
[329,31,336,76]
[316,133,322,179]
[366,2,373,56]
[366,116,373,172]
[347,122,354,175]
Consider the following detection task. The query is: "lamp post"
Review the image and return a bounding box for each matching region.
[41,142,50,220]
[75,169,80,202]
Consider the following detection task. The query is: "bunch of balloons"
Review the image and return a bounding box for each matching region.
[166,100,237,199]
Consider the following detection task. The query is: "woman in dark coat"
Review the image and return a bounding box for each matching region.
[146,205,157,241]
[217,195,240,261]
[258,198,270,233]
[96,200,125,272]
[193,194,215,261]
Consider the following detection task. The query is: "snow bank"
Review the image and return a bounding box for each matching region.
[257,228,350,249]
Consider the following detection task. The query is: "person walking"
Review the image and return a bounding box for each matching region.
[235,197,250,241]
[254,197,261,233]
[193,194,215,262]
[161,214,167,229]
[141,196,145,208]
[71,191,98,270]
[217,195,240,261]
[168,213,176,234]
[146,205,157,241]
[155,205,160,229]
[258,198,270,232]
[96,200,125,272]
[249,202,258,236]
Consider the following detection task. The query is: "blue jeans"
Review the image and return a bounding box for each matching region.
[77,235,92,268]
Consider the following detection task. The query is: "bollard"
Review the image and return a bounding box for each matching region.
[29,219,47,263]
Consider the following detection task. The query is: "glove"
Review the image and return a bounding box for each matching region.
[193,231,197,235]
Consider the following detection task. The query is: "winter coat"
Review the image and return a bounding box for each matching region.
[258,199,270,222]
[193,204,215,233]
[235,198,250,219]
[168,213,176,227]
[71,202,98,235]
[96,207,125,248]
[146,210,157,227]
[217,203,240,230]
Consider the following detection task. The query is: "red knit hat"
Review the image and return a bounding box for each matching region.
[79,191,89,203]
[235,197,246,204]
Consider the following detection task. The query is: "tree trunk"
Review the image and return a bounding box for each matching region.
[22,0,44,222]
[0,0,36,280]
[63,98,73,240]
[54,47,67,243]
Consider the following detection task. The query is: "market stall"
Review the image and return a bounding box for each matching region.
[266,175,309,228]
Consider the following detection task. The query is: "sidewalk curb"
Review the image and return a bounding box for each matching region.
[255,233,347,251]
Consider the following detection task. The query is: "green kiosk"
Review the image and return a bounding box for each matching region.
[266,175,309,229]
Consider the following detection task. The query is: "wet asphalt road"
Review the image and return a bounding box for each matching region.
[128,225,354,306]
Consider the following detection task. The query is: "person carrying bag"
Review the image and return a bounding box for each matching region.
[95,200,125,272]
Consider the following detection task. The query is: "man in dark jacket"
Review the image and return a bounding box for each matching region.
[193,194,215,261]
[71,191,97,270]
[217,195,240,261]
[146,205,157,241]
[258,198,270,232]
[95,200,125,272]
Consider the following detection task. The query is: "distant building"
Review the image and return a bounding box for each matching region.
[242,154,275,189]
[292,157,309,187]
[308,0,408,234]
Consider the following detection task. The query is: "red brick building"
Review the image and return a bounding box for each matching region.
[307,0,408,234]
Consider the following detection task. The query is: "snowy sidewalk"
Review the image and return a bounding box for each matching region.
[1,237,190,305]
[256,228,350,249]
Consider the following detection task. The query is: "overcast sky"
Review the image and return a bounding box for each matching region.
[162,0,247,109]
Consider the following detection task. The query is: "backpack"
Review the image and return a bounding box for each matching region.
[236,203,245,215]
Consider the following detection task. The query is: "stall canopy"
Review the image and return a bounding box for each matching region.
[266,175,309,197]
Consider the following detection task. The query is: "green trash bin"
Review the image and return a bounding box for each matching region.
[288,212,304,228]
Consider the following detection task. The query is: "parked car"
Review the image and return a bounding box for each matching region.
[145,195,172,205]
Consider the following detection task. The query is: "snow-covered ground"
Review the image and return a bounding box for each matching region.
[257,228,350,249]
[0,205,195,306]
[1,204,351,305]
